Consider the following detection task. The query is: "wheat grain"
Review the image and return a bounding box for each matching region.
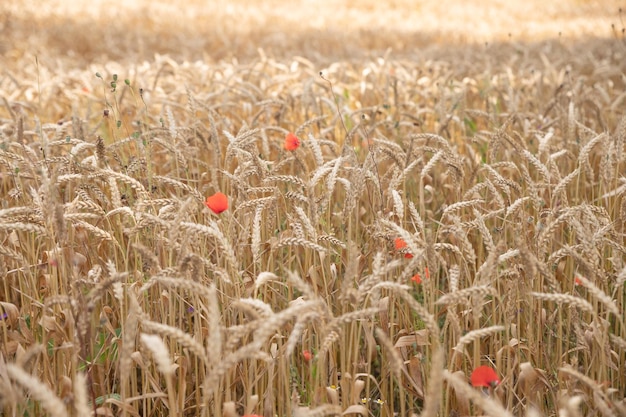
[574,275,621,319]
[531,292,596,317]
[443,199,484,216]
[179,221,238,278]
[484,178,506,209]
[264,175,307,189]
[7,364,68,417]
[0,222,46,235]
[97,168,149,200]
[153,175,204,201]
[505,196,531,218]
[142,320,208,363]
[284,310,320,359]
[277,237,327,253]
[559,366,616,417]
[473,208,495,254]
[305,133,325,168]
[237,195,276,211]
[420,150,443,181]
[453,325,505,354]
[246,186,278,195]
[72,372,90,417]
[71,219,114,241]
[523,149,551,183]
[152,276,213,299]
[374,327,404,378]
[437,286,496,305]
[553,167,580,204]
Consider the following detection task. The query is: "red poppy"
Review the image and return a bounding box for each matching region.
[394,238,413,259]
[470,365,500,388]
[284,132,300,151]
[302,349,313,362]
[411,274,422,284]
[424,267,430,280]
[574,276,583,286]
[204,192,228,214]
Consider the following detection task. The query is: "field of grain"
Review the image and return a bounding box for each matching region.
[1,1,625,416]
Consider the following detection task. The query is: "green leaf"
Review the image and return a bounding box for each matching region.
[464,117,477,135]
[94,393,122,406]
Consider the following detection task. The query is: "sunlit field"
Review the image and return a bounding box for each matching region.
[1,1,625,416]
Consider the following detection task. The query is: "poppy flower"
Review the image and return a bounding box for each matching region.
[470,365,500,388]
[411,274,422,284]
[302,349,313,362]
[204,192,228,214]
[574,276,583,286]
[394,238,413,259]
[284,132,300,151]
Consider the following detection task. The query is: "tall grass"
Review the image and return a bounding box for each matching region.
[1,20,625,417]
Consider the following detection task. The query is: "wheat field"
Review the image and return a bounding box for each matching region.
[1,1,625,416]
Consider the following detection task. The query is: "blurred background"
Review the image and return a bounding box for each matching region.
[1,0,622,64]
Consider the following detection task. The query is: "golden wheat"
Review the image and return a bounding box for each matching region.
[1,3,625,415]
